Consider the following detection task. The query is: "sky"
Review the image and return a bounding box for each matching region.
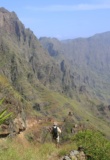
[0,0,110,40]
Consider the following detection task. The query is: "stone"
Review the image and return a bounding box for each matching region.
[63,155,71,160]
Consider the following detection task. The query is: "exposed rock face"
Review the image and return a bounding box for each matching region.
[0,116,26,137]
[12,115,26,133]
[79,86,86,93]
[0,7,26,43]
[0,124,9,137]
[0,7,77,99]
[39,35,110,102]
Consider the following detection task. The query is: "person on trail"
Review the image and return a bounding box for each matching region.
[51,122,61,148]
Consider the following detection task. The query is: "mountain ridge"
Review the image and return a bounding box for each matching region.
[39,32,110,103]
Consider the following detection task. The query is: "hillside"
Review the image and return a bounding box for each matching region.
[39,34,110,103]
[0,7,110,144]
[0,7,79,135]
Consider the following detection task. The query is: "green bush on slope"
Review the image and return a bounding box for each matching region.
[73,129,110,160]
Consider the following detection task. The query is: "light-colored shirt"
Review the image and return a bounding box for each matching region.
[57,126,61,134]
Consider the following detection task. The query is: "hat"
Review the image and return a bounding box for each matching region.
[53,121,57,125]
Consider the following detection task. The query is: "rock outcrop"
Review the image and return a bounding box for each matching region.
[61,150,86,160]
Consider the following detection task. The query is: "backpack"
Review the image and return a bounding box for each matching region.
[52,126,58,139]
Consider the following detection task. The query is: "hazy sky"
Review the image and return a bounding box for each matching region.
[0,0,110,39]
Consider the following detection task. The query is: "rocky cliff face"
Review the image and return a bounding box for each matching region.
[62,33,110,73]
[0,8,77,96]
[39,34,110,103]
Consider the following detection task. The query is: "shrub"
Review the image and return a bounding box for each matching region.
[73,129,110,160]
[0,99,12,125]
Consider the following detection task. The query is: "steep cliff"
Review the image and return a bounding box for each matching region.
[40,34,110,103]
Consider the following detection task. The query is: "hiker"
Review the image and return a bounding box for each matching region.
[51,122,61,148]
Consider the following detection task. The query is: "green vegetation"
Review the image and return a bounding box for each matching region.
[0,99,12,125]
[0,139,57,160]
[73,129,110,160]
[0,109,12,125]
[1,129,110,160]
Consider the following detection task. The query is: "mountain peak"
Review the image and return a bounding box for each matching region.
[0,7,23,39]
[0,7,9,13]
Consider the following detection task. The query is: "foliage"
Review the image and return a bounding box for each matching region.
[0,140,57,160]
[0,99,12,125]
[58,142,77,157]
[73,129,110,160]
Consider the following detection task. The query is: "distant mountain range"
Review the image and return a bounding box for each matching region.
[0,7,110,137]
[39,32,110,103]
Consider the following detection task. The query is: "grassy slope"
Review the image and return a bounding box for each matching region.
[1,74,110,137]
[0,137,78,160]
[0,76,110,160]
[32,82,110,138]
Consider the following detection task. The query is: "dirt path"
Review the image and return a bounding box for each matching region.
[48,151,60,160]
[16,118,39,147]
